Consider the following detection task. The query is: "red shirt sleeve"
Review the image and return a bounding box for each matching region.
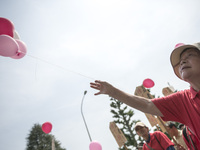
[152,90,190,124]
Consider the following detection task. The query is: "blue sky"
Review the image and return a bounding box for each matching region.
[0,0,200,149]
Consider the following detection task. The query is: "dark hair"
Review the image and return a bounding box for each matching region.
[166,122,176,128]
[178,123,184,129]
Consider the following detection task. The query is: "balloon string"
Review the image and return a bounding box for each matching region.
[35,58,38,82]
[23,52,95,80]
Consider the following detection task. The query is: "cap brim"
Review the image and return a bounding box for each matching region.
[170,44,198,79]
[134,122,146,130]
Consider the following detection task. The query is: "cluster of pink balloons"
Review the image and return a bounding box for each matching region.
[89,141,102,150]
[42,122,53,134]
[0,17,27,59]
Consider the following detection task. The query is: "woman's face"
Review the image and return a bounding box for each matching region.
[179,48,200,81]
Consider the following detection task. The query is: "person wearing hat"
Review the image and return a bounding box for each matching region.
[165,122,187,150]
[90,42,200,148]
[134,122,175,150]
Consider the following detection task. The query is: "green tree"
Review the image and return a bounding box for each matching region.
[110,98,143,150]
[26,123,66,150]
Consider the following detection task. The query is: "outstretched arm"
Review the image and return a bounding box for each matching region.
[90,80,163,116]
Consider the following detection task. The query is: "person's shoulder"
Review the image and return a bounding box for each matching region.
[153,130,164,135]
[150,131,167,141]
[171,88,189,94]
[169,89,190,97]
[178,89,190,93]
[174,88,193,99]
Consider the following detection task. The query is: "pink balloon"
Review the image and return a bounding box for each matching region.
[143,78,155,88]
[89,141,102,150]
[42,122,52,134]
[0,17,14,37]
[0,34,19,57]
[11,40,27,59]
[175,43,185,48]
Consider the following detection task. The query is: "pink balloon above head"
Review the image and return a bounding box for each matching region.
[175,43,185,48]
[42,122,52,134]
[0,17,14,37]
[89,141,102,150]
[11,40,27,59]
[0,34,19,57]
[143,78,155,88]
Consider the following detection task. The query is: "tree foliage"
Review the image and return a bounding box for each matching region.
[26,123,66,150]
[110,98,143,150]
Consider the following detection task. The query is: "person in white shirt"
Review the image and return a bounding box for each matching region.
[166,122,187,150]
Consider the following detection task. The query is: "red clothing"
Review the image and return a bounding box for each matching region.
[183,127,200,150]
[152,87,200,148]
[143,131,174,150]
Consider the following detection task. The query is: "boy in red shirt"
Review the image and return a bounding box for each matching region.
[135,122,174,150]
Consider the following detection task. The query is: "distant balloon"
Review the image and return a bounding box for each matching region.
[175,43,184,48]
[0,34,19,57]
[42,122,52,134]
[89,141,102,150]
[0,17,14,37]
[143,78,155,88]
[11,39,27,59]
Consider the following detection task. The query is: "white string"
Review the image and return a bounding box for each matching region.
[35,58,38,81]
[21,52,95,80]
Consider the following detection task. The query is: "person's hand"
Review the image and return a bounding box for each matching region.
[90,80,113,95]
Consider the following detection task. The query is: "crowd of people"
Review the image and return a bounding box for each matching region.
[90,42,200,150]
[134,120,199,150]
[135,121,187,150]
[134,120,200,150]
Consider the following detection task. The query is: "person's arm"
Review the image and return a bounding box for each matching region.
[90,80,163,116]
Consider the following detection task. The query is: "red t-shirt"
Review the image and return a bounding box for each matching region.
[152,87,200,148]
[143,131,174,150]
